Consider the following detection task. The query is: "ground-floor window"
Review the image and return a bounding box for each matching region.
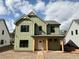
[54,39,57,42]
[20,40,28,47]
[0,40,4,45]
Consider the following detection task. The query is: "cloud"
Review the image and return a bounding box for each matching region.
[34,0,46,12]
[14,0,21,2]
[45,1,74,22]
[5,0,14,6]
[14,13,20,17]
[6,19,15,33]
[14,0,33,14]
[1,0,79,32]
[0,5,8,15]
[0,0,8,15]
[5,0,15,14]
[44,1,79,31]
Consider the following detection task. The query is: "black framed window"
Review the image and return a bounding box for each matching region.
[49,39,52,42]
[2,30,4,35]
[20,40,28,47]
[50,26,55,33]
[0,40,4,45]
[54,39,57,42]
[76,30,78,35]
[21,25,29,32]
[71,31,73,35]
[39,26,42,31]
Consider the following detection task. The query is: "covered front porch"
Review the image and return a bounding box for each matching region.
[32,35,64,52]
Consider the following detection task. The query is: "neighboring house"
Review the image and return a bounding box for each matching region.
[65,20,79,48]
[10,31,15,45]
[0,19,10,47]
[14,11,64,52]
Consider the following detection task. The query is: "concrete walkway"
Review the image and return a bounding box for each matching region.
[36,51,44,59]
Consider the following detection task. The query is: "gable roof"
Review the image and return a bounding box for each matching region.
[65,19,79,36]
[28,11,36,16]
[15,14,30,24]
[45,20,60,25]
[15,11,46,25]
[0,19,10,37]
[74,20,79,24]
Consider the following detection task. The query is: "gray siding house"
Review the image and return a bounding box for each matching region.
[65,20,79,48]
[0,19,10,47]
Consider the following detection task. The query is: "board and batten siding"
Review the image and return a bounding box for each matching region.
[30,17,47,34]
[14,16,47,51]
[47,25,60,35]
[65,21,79,47]
[0,20,10,47]
[14,20,35,51]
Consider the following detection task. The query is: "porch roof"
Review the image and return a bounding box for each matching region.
[31,34,65,38]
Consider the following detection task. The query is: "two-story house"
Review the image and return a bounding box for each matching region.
[14,11,64,52]
[0,19,10,47]
[65,20,79,48]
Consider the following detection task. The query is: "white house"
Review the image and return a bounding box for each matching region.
[0,19,10,47]
[65,20,79,48]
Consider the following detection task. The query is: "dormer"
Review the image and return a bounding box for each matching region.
[28,11,36,17]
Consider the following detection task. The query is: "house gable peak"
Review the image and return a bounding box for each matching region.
[28,11,36,17]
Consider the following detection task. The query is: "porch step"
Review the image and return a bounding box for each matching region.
[36,51,44,59]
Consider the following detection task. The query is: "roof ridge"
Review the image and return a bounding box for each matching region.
[0,19,10,37]
[73,20,79,24]
[45,20,60,25]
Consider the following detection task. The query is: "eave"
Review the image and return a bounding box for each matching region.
[31,34,65,38]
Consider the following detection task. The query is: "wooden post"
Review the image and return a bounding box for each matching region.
[61,40,64,52]
[46,39,48,52]
[33,39,35,52]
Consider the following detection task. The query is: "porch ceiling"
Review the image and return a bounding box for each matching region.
[31,34,65,38]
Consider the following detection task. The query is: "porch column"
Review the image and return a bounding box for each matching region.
[60,39,64,52]
[46,39,48,52]
[33,39,35,52]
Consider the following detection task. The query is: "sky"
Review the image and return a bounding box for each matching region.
[0,0,79,32]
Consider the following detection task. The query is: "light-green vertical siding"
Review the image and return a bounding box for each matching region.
[14,20,34,51]
[30,17,47,34]
[14,14,61,51]
[14,16,47,51]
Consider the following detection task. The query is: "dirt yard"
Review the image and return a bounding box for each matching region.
[0,46,79,59]
[44,51,79,59]
[0,50,36,59]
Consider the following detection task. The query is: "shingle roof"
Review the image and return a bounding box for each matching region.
[74,20,79,24]
[64,19,79,36]
[32,34,64,38]
[15,11,46,25]
[15,14,30,23]
[45,21,60,25]
[0,19,10,37]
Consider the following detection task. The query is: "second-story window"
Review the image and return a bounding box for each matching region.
[71,31,73,35]
[21,25,29,32]
[76,30,78,35]
[2,30,4,35]
[39,26,42,31]
[51,26,55,33]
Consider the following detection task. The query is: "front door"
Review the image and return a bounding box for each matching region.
[37,39,44,51]
[48,39,60,51]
